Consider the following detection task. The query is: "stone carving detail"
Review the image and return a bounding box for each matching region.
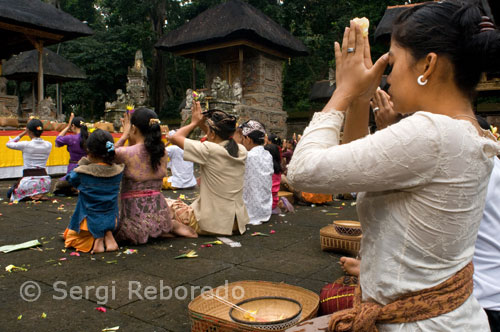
[104,50,152,130]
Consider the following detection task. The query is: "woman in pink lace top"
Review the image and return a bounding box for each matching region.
[114,107,197,244]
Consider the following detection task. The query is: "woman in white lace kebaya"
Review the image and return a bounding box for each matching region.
[239,120,273,225]
[288,2,500,331]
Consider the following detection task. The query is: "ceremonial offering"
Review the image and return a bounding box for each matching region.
[229,297,302,330]
[353,17,369,37]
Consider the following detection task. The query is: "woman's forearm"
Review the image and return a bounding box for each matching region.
[342,99,370,144]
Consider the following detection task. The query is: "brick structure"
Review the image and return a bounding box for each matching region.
[156,0,307,137]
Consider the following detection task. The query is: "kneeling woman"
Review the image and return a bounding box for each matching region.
[6,119,52,201]
[114,107,197,244]
[170,102,249,235]
[64,130,123,253]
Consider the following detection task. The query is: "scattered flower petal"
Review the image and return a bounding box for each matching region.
[59,258,67,261]
[123,249,138,255]
[269,230,276,234]
[96,307,107,313]
[41,312,47,319]
[17,314,22,320]
[70,252,80,257]
[5,265,27,272]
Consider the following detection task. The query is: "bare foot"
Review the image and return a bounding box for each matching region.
[339,257,360,277]
[172,220,198,238]
[91,238,105,254]
[104,231,118,252]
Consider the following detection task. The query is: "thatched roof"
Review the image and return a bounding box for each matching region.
[0,0,93,59]
[310,77,388,102]
[374,2,429,43]
[155,0,308,58]
[2,48,86,83]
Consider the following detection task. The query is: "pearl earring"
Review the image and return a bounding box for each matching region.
[417,75,428,86]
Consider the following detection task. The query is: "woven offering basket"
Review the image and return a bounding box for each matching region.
[333,220,362,237]
[94,121,114,132]
[189,281,319,332]
[320,224,361,256]
[230,296,302,330]
[0,117,18,127]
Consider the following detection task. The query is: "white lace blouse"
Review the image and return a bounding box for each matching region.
[288,110,498,331]
[243,145,273,225]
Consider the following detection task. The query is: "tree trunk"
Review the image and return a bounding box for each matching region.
[150,0,167,115]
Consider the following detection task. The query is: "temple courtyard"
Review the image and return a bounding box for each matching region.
[0,180,356,332]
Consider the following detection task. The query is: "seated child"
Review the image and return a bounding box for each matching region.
[264,143,294,214]
[64,130,124,253]
[239,120,273,225]
[163,130,197,190]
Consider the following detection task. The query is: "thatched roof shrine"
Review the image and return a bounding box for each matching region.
[155,0,307,59]
[0,0,93,59]
[3,48,86,83]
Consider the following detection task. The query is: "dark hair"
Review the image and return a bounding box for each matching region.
[86,129,115,165]
[131,107,165,172]
[72,116,88,150]
[392,0,500,99]
[246,131,265,145]
[268,133,282,147]
[27,119,43,137]
[264,143,282,175]
[206,109,239,158]
[476,115,490,130]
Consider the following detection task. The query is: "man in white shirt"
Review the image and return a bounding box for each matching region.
[165,131,197,189]
[238,120,273,225]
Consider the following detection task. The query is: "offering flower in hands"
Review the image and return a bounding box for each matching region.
[353,17,369,37]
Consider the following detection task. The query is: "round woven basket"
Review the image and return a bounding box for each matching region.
[320,224,361,256]
[229,296,302,330]
[333,220,362,236]
[189,281,319,332]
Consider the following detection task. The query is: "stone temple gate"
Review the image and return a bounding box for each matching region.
[155,0,307,137]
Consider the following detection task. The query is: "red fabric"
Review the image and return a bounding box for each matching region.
[271,173,281,209]
[319,276,357,315]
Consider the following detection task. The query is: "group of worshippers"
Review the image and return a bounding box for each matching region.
[5,103,292,253]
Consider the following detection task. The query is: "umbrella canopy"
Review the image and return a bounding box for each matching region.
[0,0,93,59]
[2,48,86,83]
[156,0,307,58]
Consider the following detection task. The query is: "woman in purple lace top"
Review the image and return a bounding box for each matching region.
[54,113,88,195]
[55,113,88,174]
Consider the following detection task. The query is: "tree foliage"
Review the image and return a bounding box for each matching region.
[48,0,426,121]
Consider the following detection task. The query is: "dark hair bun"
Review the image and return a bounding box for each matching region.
[393,0,500,98]
[86,129,115,165]
[27,119,43,137]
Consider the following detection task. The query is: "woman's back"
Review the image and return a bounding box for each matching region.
[115,143,167,183]
[184,139,249,235]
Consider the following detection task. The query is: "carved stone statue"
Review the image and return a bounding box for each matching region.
[185,88,193,109]
[211,76,232,101]
[232,80,242,102]
[116,89,126,104]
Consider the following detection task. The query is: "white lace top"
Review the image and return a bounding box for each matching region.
[288,110,498,331]
[243,145,273,225]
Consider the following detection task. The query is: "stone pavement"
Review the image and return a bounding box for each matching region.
[0,181,357,332]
